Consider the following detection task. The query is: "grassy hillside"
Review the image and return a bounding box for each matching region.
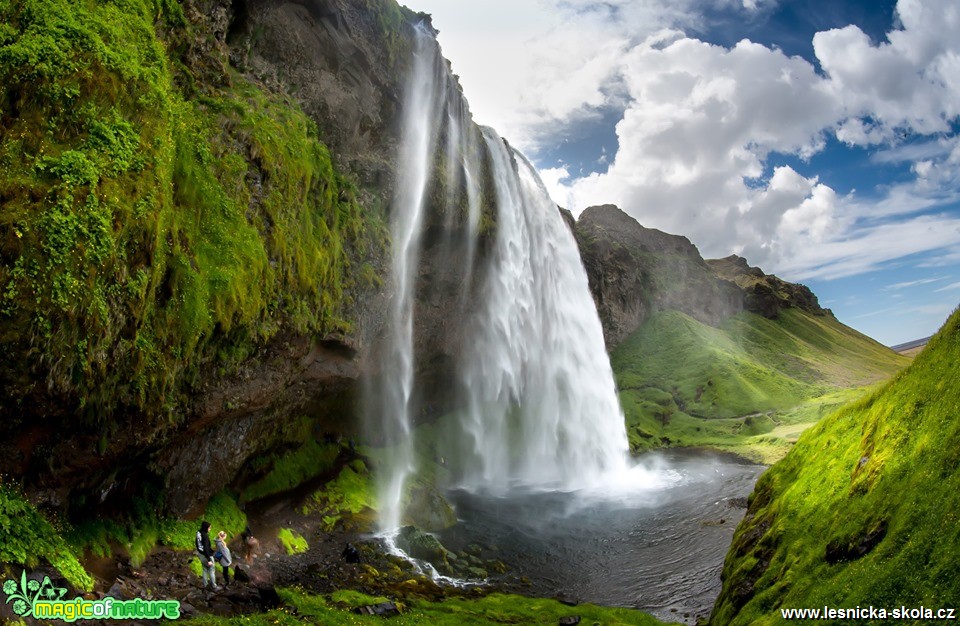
[712,306,960,624]
[612,308,909,461]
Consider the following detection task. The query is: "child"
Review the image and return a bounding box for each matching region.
[215,530,233,585]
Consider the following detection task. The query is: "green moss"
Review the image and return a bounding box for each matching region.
[159,490,247,551]
[241,439,341,504]
[67,490,246,567]
[0,484,93,590]
[0,0,384,427]
[182,587,673,625]
[713,307,960,624]
[612,309,908,461]
[277,528,309,556]
[303,460,377,531]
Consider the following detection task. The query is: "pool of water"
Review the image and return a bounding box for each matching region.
[438,449,765,624]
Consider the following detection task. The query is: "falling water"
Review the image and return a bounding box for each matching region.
[457,129,630,492]
[376,23,630,533]
[376,24,444,533]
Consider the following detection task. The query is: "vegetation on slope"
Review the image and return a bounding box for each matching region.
[0,0,383,428]
[613,308,909,461]
[185,587,672,626]
[712,307,960,625]
[0,484,93,590]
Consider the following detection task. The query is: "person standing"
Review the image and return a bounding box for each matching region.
[195,520,217,590]
[215,530,233,585]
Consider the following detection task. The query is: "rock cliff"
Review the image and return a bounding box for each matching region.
[0,0,489,516]
[575,204,829,349]
[575,204,743,348]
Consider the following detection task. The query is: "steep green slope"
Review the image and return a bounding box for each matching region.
[712,307,960,625]
[612,308,909,461]
[0,0,382,427]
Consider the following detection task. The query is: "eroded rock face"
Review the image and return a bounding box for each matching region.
[575,204,744,349]
[229,0,411,191]
[574,205,831,350]
[707,255,827,319]
[1,0,484,516]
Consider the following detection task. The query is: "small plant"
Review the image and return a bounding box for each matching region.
[277,529,308,555]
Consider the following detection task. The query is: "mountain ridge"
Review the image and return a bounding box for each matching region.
[575,204,833,350]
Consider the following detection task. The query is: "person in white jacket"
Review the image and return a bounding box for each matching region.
[215,530,234,585]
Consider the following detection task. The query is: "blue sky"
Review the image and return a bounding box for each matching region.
[404,0,960,346]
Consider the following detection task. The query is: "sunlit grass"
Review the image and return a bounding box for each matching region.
[612,309,908,461]
[713,307,960,624]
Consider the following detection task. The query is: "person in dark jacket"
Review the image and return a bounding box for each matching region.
[195,520,217,589]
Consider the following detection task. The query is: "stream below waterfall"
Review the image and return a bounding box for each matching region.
[438,449,765,624]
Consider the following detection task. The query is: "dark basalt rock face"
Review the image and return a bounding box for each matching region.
[707,254,827,320]
[574,204,832,350]
[228,0,411,191]
[574,204,744,349]
[0,0,488,516]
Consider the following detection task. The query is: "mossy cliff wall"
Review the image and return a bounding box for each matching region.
[0,0,488,516]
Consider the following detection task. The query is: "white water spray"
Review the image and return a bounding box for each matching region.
[457,129,630,493]
[376,24,631,536]
[376,24,444,533]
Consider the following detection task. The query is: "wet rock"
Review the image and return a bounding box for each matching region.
[559,617,581,625]
[466,567,487,579]
[555,593,579,607]
[179,602,197,617]
[355,602,400,616]
[395,526,446,562]
[105,578,134,600]
[406,486,458,532]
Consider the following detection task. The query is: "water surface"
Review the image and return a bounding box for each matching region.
[441,450,764,624]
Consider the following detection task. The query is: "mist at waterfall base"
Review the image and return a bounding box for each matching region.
[365,23,761,620]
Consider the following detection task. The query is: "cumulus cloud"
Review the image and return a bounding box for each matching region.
[412,0,960,281]
[814,0,960,142]
[548,0,960,279]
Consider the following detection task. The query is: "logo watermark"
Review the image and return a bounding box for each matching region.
[3,571,180,621]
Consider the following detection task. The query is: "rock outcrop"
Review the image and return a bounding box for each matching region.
[575,205,743,348]
[0,0,489,516]
[575,205,830,349]
[707,255,826,319]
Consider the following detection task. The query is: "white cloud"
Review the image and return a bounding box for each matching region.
[776,214,960,280]
[549,0,960,279]
[935,281,960,292]
[883,276,949,290]
[410,0,960,282]
[814,0,960,142]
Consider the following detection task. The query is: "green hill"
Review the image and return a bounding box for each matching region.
[612,308,910,461]
[711,305,960,624]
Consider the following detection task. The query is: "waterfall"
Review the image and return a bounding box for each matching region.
[375,23,445,533]
[457,129,629,493]
[375,23,629,534]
